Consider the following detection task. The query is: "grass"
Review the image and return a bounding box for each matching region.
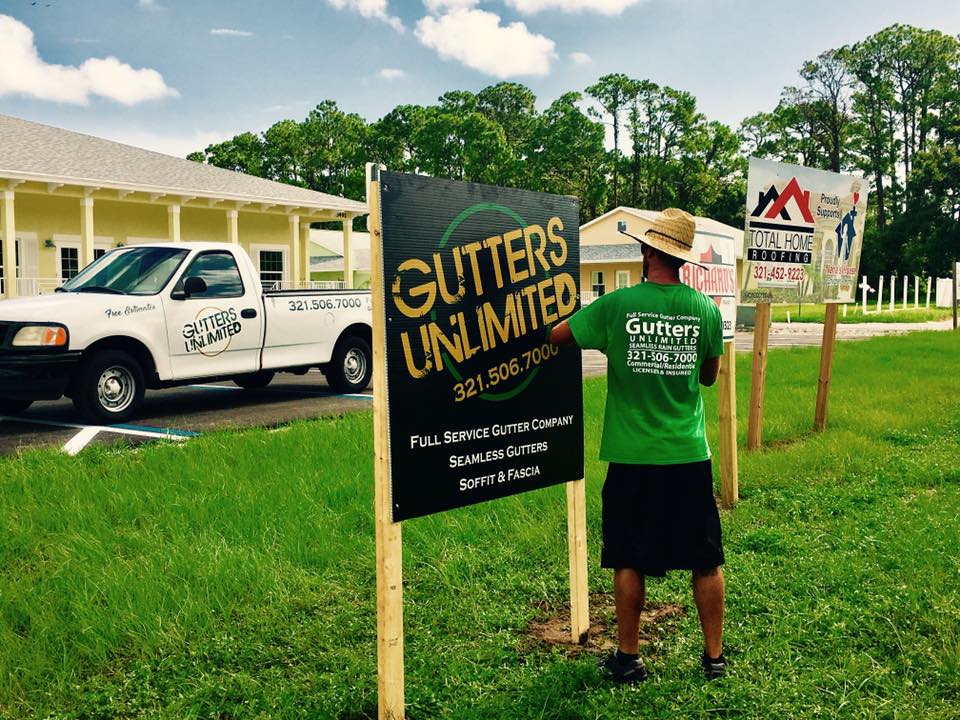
[768,302,953,324]
[1,330,959,719]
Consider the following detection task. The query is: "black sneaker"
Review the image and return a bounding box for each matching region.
[601,651,649,684]
[701,652,727,680]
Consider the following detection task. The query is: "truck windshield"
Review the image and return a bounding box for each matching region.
[62,247,190,296]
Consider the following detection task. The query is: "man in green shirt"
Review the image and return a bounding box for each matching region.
[550,208,727,683]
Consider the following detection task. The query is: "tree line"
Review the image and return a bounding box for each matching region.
[189,23,959,278]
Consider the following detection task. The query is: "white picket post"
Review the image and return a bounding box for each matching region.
[902,275,908,309]
[877,275,884,313]
[926,277,932,309]
[860,275,870,316]
[914,276,919,308]
[889,275,895,311]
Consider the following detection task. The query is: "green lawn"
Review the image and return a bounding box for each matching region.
[768,302,953,324]
[2,331,960,719]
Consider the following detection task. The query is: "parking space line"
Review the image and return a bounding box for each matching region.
[188,383,373,400]
[63,427,101,456]
[0,415,197,441]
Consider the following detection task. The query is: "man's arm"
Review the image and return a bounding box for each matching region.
[549,319,576,346]
[699,356,720,387]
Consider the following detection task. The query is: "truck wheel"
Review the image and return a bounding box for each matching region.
[326,336,372,393]
[234,371,275,390]
[0,398,32,415]
[72,350,145,424]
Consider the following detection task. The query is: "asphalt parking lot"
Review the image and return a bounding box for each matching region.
[0,370,372,456]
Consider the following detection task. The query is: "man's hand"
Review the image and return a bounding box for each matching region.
[549,320,575,346]
[699,356,720,387]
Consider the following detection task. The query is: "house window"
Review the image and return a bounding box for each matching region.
[60,247,81,281]
[591,271,605,297]
[94,248,107,261]
[0,240,20,295]
[616,270,631,289]
[259,250,284,290]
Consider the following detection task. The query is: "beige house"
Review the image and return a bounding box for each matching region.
[310,228,372,289]
[580,207,744,301]
[0,114,367,299]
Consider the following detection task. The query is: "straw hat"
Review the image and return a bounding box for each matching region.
[619,208,699,266]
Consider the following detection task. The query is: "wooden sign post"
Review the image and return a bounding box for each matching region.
[368,167,590,719]
[746,302,770,450]
[369,167,405,720]
[718,341,739,506]
[813,303,839,431]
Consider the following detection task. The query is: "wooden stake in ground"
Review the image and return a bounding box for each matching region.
[369,165,405,720]
[747,302,771,450]
[814,303,840,432]
[718,341,739,507]
[566,479,589,643]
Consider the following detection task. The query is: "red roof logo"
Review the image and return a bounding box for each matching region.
[750,177,814,224]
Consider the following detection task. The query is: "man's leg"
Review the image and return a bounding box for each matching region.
[614,568,646,654]
[692,567,724,658]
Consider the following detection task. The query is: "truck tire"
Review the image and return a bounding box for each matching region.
[72,350,145,424]
[326,335,372,393]
[234,371,275,390]
[0,398,32,415]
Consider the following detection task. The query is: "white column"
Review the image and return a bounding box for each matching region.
[226,208,239,244]
[342,216,353,289]
[1,190,16,299]
[300,222,311,284]
[289,215,301,288]
[80,196,95,268]
[168,205,181,243]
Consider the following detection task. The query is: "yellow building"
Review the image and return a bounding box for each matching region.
[579,206,744,301]
[0,114,367,299]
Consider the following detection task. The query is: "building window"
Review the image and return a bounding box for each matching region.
[616,270,630,289]
[259,250,284,290]
[60,247,80,281]
[0,240,20,295]
[591,271,605,297]
[94,248,107,261]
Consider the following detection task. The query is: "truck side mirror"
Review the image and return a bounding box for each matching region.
[173,276,208,300]
[184,276,207,297]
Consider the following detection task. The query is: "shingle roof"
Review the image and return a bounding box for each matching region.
[581,243,646,263]
[0,114,367,214]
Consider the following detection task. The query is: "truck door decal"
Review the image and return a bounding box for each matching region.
[182,307,242,357]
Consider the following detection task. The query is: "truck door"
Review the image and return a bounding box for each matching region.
[162,250,264,380]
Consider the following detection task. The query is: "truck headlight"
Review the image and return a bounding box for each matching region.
[12,325,68,348]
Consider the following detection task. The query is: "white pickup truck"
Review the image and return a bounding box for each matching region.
[0,242,373,423]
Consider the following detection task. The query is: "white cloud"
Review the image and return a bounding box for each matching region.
[569,51,592,64]
[506,0,644,14]
[210,28,254,37]
[326,0,404,32]
[423,0,479,12]
[377,67,405,79]
[415,8,555,79]
[0,15,178,105]
[96,128,235,159]
[137,0,161,10]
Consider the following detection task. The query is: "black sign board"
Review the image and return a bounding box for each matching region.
[379,172,584,521]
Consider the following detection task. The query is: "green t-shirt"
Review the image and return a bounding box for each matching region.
[568,281,724,465]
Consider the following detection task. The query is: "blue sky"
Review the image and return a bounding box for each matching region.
[0,0,958,158]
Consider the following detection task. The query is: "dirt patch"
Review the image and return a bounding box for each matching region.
[524,592,685,657]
